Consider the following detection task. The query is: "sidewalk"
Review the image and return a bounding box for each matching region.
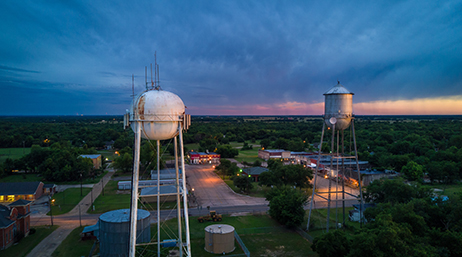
[26,170,114,257]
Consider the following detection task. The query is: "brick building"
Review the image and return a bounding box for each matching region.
[0,199,32,250]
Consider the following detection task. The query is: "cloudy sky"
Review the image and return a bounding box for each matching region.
[1,1,461,115]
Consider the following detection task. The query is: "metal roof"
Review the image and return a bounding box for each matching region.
[205,224,235,234]
[242,167,269,176]
[0,181,42,195]
[323,81,354,95]
[8,199,32,206]
[99,209,150,223]
[79,154,101,159]
[0,205,14,228]
[140,185,179,196]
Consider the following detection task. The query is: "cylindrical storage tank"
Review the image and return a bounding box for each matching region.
[204,224,235,254]
[130,90,185,140]
[99,209,151,257]
[324,81,354,130]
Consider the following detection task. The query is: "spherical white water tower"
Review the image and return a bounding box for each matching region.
[130,90,185,140]
[125,87,191,257]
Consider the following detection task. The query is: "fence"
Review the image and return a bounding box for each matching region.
[234,231,250,257]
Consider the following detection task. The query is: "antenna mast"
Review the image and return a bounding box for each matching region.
[145,66,148,91]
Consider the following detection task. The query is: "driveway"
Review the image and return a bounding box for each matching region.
[185,164,267,208]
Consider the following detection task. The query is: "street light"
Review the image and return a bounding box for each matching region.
[80,173,83,196]
[49,196,54,226]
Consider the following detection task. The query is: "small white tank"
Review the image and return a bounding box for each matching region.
[324,81,354,130]
[130,90,185,140]
[204,224,235,254]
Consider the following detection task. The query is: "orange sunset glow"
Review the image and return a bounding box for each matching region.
[187,96,462,116]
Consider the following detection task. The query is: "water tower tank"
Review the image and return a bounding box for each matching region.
[324,81,354,130]
[204,224,235,254]
[130,90,185,140]
[99,209,151,257]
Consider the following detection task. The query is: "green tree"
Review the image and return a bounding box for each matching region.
[113,153,133,173]
[401,161,424,181]
[216,145,239,158]
[266,187,308,228]
[233,175,253,193]
[312,230,351,257]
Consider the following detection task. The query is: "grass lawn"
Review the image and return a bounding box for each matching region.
[86,180,131,214]
[424,183,462,197]
[224,180,269,198]
[184,143,200,152]
[0,171,108,185]
[0,226,58,257]
[303,207,360,234]
[52,226,96,257]
[48,188,92,215]
[0,147,31,163]
[147,214,316,256]
[0,173,43,183]
[234,148,263,163]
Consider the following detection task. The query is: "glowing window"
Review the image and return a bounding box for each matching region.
[8,195,15,202]
[0,195,4,201]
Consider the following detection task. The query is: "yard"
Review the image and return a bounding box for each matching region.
[48,188,92,215]
[86,180,131,214]
[0,147,31,163]
[0,226,58,257]
[146,214,317,257]
[52,226,96,257]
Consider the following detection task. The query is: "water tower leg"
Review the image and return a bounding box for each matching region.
[129,122,141,257]
[307,123,325,231]
[174,136,183,256]
[179,125,191,256]
[341,130,345,226]
[326,123,335,232]
[157,140,161,257]
[351,120,364,226]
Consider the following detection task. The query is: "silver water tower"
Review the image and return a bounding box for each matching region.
[307,81,364,232]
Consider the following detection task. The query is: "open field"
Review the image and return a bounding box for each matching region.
[52,226,96,257]
[148,214,317,257]
[48,188,92,215]
[87,180,131,214]
[423,183,462,197]
[234,148,263,163]
[0,171,107,185]
[224,180,269,198]
[0,226,58,257]
[0,147,31,163]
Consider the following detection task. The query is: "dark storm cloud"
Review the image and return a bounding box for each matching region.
[0,0,461,115]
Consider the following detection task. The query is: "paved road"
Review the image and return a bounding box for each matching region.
[27,170,115,257]
[185,164,267,208]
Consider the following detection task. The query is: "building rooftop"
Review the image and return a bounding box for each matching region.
[242,167,269,176]
[0,181,42,195]
[80,154,101,159]
[8,199,32,207]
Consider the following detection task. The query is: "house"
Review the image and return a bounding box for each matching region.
[0,199,32,250]
[187,151,220,164]
[241,167,269,182]
[43,184,57,195]
[79,154,102,169]
[257,149,291,161]
[0,182,44,204]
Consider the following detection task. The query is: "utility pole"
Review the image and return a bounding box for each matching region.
[49,196,54,226]
[79,204,82,227]
[80,173,83,196]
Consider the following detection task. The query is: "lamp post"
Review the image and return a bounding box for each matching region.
[80,173,83,196]
[49,196,54,226]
